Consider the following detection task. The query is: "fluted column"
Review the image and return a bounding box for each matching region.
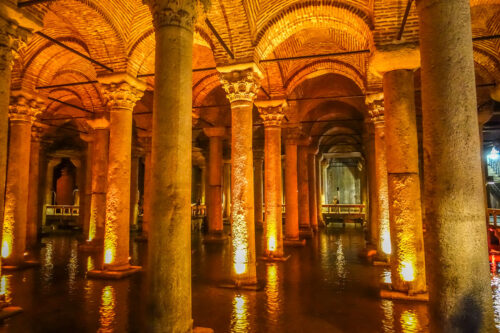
[203,127,226,239]
[284,129,301,242]
[91,74,144,275]
[307,147,319,231]
[143,1,208,331]
[297,139,312,237]
[256,99,286,258]
[219,63,262,285]
[2,93,43,267]
[253,149,264,230]
[417,0,495,330]
[366,95,391,258]
[26,125,43,249]
[85,118,109,247]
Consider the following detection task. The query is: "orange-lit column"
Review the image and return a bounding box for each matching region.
[138,135,151,239]
[220,63,262,285]
[90,74,144,276]
[85,118,109,247]
[223,161,231,219]
[317,158,326,227]
[383,68,426,294]
[253,149,264,229]
[307,147,319,231]
[256,100,286,258]
[130,149,141,231]
[2,93,42,267]
[26,125,43,249]
[284,128,301,244]
[298,139,312,238]
[203,127,226,240]
[417,0,495,329]
[366,95,391,258]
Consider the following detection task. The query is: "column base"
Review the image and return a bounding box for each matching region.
[203,233,228,244]
[2,260,40,271]
[87,266,142,280]
[359,245,377,259]
[0,305,22,322]
[134,234,148,242]
[218,280,264,291]
[258,254,291,262]
[380,288,429,302]
[78,240,103,252]
[284,238,306,247]
[299,227,313,238]
[193,327,214,333]
[372,259,391,267]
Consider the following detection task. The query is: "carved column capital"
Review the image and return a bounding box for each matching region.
[369,42,420,77]
[365,93,385,125]
[31,124,44,142]
[9,93,44,123]
[284,127,302,145]
[256,99,287,127]
[99,73,146,111]
[0,15,35,72]
[143,0,210,31]
[86,117,110,130]
[218,63,262,103]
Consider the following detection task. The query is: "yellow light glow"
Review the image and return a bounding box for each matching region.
[104,248,114,265]
[2,206,14,259]
[99,285,116,332]
[1,240,11,258]
[268,237,276,252]
[266,264,280,321]
[231,294,249,332]
[381,230,392,255]
[87,256,95,272]
[400,261,415,282]
[232,209,249,275]
[234,246,247,275]
[400,310,418,332]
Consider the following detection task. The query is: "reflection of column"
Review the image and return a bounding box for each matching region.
[223,161,231,219]
[2,93,43,266]
[297,140,312,237]
[139,135,151,238]
[203,127,225,238]
[284,129,301,243]
[220,63,261,285]
[366,95,390,258]
[90,74,144,275]
[26,125,43,249]
[253,150,264,229]
[130,150,141,231]
[307,148,318,231]
[200,165,206,205]
[257,99,286,258]
[417,0,495,329]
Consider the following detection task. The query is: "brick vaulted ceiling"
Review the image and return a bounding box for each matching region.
[9,0,500,153]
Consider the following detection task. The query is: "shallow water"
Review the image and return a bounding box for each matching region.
[0,225,487,332]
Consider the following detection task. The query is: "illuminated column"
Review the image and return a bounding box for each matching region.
[90,74,145,276]
[219,63,262,285]
[138,135,151,239]
[143,1,208,330]
[26,125,43,249]
[383,68,426,294]
[223,161,231,219]
[85,118,109,247]
[130,149,141,231]
[307,147,319,231]
[297,139,312,237]
[2,93,43,267]
[203,127,226,239]
[317,158,325,227]
[417,0,495,329]
[284,128,303,244]
[80,134,93,242]
[256,99,286,258]
[364,122,377,246]
[200,165,206,205]
[253,149,264,229]
[366,95,391,258]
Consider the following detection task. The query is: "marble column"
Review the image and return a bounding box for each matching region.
[383,68,426,294]
[284,129,301,242]
[203,127,226,239]
[143,1,208,331]
[307,148,319,231]
[90,74,144,276]
[256,99,286,258]
[85,118,109,247]
[2,93,43,267]
[220,63,262,285]
[223,161,231,219]
[26,125,43,249]
[298,139,312,237]
[417,0,495,330]
[366,95,391,258]
[138,135,151,239]
[253,149,264,230]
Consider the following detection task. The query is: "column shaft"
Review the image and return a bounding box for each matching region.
[142,138,152,237]
[223,162,231,219]
[205,132,224,234]
[308,151,318,231]
[417,0,495,330]
[298,146,310,230]
[253,154,264,228]
[26,130,41,249]
[284,141,299,240]
[130,154,140,230]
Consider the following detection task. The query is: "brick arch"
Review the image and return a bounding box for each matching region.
[193,72,222,107]
[254,1,374,60]
[471,0,500,6]
[285,59,366,94]
[474,47,500,82]
[44,88,91,116]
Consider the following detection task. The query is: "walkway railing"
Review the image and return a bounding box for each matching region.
[322,204,365,214]
[191,204,207,218]
[45,205,80,217]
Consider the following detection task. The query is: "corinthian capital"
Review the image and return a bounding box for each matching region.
[218,63,262,103]
[99,73,146,111]
[0,18,31,72]
[143,0,210,31]
[255,99,287,127]
[365,93,384,124]
[9,92,44,123]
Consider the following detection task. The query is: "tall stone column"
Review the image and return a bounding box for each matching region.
[138,135,151,239]
[130,149,141,231]
[307,147,319,231]
[253,149,264,229]
[85,118,109,247]
[79,133,93,242]
[203,127,226,240]
[317,158,325,227]
[366,95,391,258]
[256,99,286,258]
[200,165,206,205]
[284,128,303,245]
[26,125,43,249]
[297,139,312,237]
[143,1,208,331]
[88,74,144,277]
[417,0,495,330]
[223,161,231,219]
[219,63,262,285]
[2,93,42,267]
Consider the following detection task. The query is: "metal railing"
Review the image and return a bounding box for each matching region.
[45,205,80,217]
[191,204,207,218]
[322,204,365,214]
[488,209,500,228]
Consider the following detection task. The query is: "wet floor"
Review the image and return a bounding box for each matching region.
[0,225,496,332]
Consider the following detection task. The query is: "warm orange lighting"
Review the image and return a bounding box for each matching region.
[234,247,247,275]
[400,260,415,282]
[104,248,114,265]
[267,236,276,253]
[0,275,11,303]
[400,310,418,332]
[231,294,249,332]
[99,285,116,332]
[381,229,392,255]
[1,240,10,259]
[87,256,95,272]
[266,264,280,321]
[232,211,249,275]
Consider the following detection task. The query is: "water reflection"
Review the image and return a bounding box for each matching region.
[0,274,12,303]
[492,275,500,331]
[336,237,346,280]
[41,239,54,288]
[99,285,116,333]
[381,299,395,332]
[399,310,418,332]
[67,239,78,293]
[265,264,281,327]
[231,294,249,333]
